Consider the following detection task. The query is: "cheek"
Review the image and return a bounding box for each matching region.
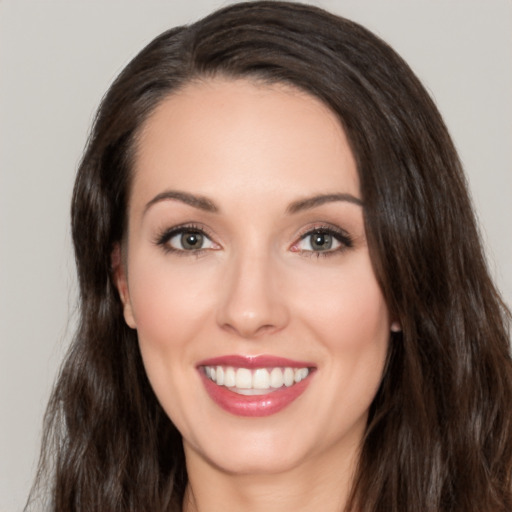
[128,257,216,344]
[293,257,389,348]
[291,255,390,408]
[126,256,213,389]
[126,257,218,426]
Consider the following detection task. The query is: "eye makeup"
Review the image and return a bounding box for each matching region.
[153,222,219,256]
[290,223,354,258]
[152,219,354,259]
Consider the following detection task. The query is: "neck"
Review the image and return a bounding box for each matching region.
[181,443,359,512]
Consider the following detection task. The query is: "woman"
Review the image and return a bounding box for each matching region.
[28,1,512,511]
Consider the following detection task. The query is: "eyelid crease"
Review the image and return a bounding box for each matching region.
[153,222,354,258]
[153,223,219,253]
[296,223,353,242]
[290,223,354,256]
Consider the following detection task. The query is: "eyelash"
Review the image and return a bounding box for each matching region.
[154,223,217,257]
[292,224,353,258]
[153,223,353,258]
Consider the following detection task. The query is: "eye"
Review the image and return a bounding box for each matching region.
[155,225,218,254]
[169,230,215,251]
[299,231,340,252]
[291,226,353,256]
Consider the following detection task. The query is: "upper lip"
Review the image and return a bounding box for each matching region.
[196,354,315,369]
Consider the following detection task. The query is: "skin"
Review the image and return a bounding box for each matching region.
[115,78,393,512]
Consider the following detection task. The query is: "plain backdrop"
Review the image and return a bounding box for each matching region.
[1,1,511,510]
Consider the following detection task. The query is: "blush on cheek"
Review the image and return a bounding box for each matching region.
[295,269,388,349]
[129,256,215,336]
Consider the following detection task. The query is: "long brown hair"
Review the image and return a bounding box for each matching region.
[27,2,512,511]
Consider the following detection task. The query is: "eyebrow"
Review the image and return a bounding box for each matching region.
[286,193,363,214]
[143,190,219,215]
[143,190,362,217]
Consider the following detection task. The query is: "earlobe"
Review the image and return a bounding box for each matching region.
[111,244,137,329]
[390,320,402,333]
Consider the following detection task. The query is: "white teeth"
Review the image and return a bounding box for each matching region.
[253,368,270,389]
[235,368,252,389]
[270,367,284,388]
[283,367,294,387]
[295,367,308,383]
[224,367,236,387]
[216,366,224,386]
[235,388,269,396]
[204,365,311,393]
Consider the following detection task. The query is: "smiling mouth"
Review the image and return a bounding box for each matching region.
[197,355,315,417]
[202,365,311,395]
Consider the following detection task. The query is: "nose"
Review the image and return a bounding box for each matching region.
[216,249,290,339]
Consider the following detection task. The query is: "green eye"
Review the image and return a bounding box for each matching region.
[159,228,217,253]
[298,230,341,252]
[309,232,334,251]
[179,232,204,250]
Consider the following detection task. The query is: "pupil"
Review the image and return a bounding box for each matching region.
[181,232,202,250]
[312,233,332,251]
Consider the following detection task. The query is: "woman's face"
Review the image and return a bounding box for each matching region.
[117,78,391,476]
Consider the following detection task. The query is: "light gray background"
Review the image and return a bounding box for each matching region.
[1,1,511,510]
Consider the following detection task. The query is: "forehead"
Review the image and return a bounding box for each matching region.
[131,78,359,211]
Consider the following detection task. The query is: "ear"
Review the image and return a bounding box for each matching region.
[111,244,137,329]
[390,320,402,333]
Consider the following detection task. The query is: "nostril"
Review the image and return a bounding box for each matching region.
[220,320,280,339]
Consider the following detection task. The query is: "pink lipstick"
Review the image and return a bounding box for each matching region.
[197,355,315,417]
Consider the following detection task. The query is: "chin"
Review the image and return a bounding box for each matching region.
[188,438,308,476]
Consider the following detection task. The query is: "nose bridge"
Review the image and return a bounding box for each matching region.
[217,242,288,338]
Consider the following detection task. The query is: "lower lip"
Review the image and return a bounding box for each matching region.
[200,371,313,417]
